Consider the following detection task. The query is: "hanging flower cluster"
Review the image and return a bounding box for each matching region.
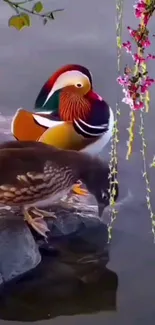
[117,0,155,159]
[118,0,155,112]
[116,0,155,241]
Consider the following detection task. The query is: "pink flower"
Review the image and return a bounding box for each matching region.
[127,26,145,45]
[129,83,138,93]
[141,84,148,93]
[141,38,151,48]
[127,26,137,38]
[133,101,144,110]
[122,89,134,109]
[134,0,146,10]
[134,0,147,19]
[145,77,155,86]
[146,54,155,60]
[118,0,155,114]
[132,53,145,64]
[146,77,155,83]
[117,75,129,86]
[122,97,133,107]
[141,78,155,93]
[122,41,132,53]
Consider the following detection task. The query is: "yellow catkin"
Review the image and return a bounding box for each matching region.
[108,0,124,242]
[126,110,135,160]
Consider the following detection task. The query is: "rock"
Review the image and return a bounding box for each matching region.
[32,194,110,282]
[0,205,116,321]
[37,210,109,282]
[0,192,113,321]
[0,211,41,286]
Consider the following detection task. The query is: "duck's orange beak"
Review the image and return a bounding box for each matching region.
[11,108,47,141]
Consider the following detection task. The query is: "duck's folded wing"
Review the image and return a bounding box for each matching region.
[11,108,64,142]
[11,108,47,141]
[0,148,60,204]
[38,122,96,151]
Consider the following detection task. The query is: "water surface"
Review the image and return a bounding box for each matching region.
[0,0,155,324]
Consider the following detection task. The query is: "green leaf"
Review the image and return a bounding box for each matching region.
[32,1,44,13]
[8,15,30,30]
[20,13,31,27]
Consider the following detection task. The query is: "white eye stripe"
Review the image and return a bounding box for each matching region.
[43,71,89,107]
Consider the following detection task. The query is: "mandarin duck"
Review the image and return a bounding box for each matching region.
[11,64,114,196]
[0,140,118,238]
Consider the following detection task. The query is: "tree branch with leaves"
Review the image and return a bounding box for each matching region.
[3,0,64,30]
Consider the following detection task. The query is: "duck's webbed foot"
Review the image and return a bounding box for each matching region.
[23,206,56,238]
[30,207,57,219]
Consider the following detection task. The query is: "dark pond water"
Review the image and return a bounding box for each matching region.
[0,0,155,324]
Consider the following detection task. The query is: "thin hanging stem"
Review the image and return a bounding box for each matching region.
[108,0,124,241]
[139,111,155,241]
[138,2,155,241]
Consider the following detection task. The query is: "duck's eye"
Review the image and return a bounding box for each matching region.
[76,83,83,88]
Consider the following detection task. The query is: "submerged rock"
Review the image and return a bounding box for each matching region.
[0,192,114,321]
[0,211,41,286]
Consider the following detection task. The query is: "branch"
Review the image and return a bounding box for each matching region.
[3,0,64,30]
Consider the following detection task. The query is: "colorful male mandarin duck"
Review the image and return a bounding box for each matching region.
[11,64,114,196]
[0,140,119,238]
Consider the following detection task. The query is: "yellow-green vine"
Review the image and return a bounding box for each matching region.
[139,111,155,241]
[126,110,135,159]
[139,7,155,241]
[108,0,124,241]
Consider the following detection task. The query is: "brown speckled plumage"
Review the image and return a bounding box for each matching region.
[0,140,119,237]
[0,141,80,206]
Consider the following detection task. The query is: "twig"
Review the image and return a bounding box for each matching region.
[3,0,64,19]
